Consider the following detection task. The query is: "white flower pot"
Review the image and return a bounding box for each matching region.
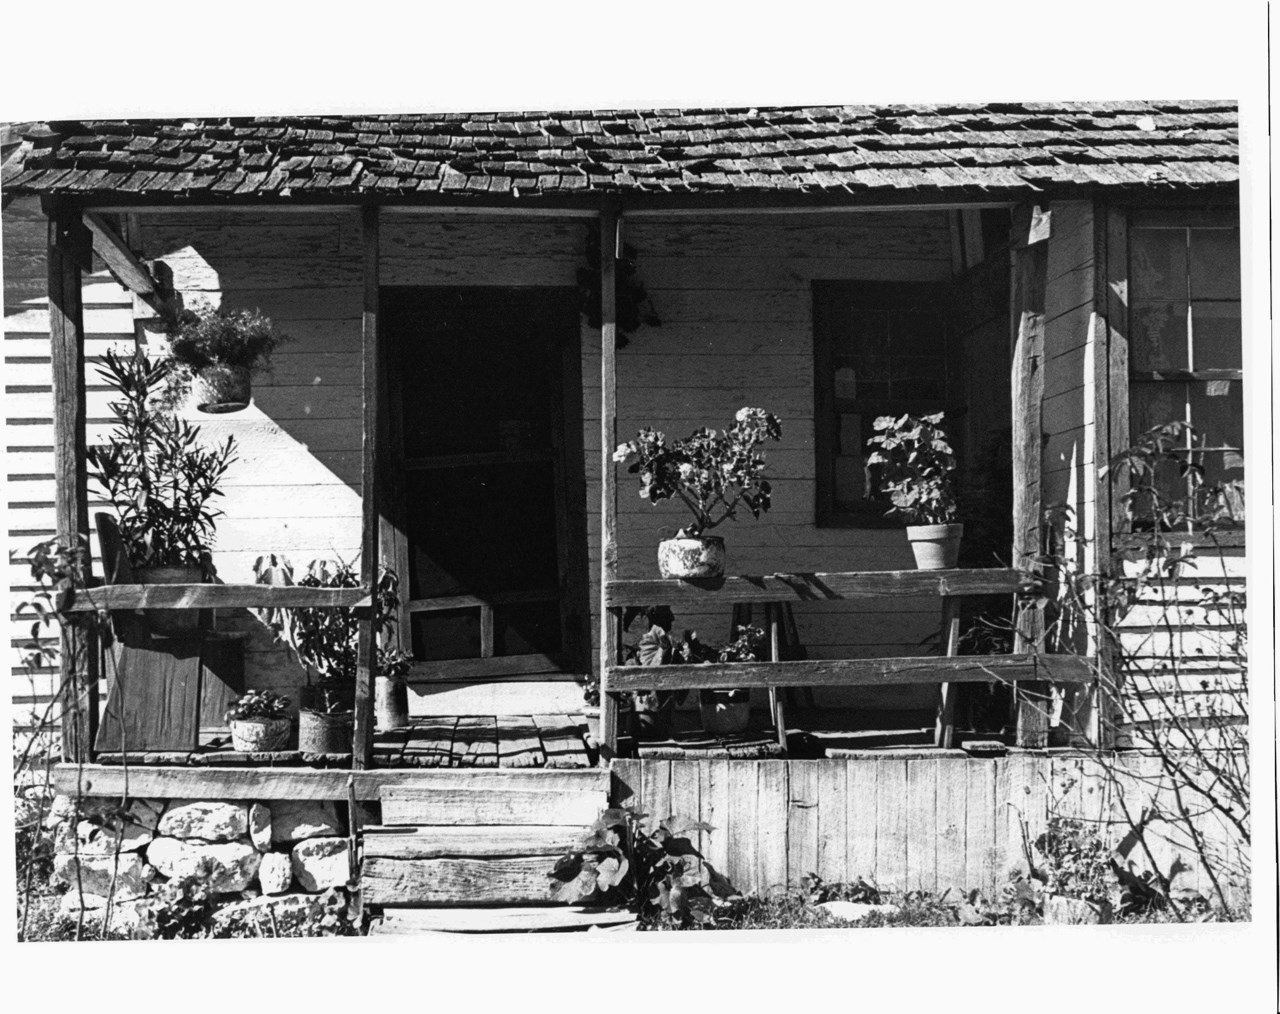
[229,716,292,752]
[906,523,964,570]
[657,536,726,579]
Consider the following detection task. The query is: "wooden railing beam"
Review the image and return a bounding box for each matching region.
[598,200,621,757]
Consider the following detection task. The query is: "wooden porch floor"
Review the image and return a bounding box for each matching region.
[89,708,1004,768]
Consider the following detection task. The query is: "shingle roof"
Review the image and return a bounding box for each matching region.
[1,102,1238,204]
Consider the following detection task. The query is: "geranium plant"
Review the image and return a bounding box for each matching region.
[613,407,782,537]
[225,690,291,723]
[865,412,958,525]
[87,349,238,570]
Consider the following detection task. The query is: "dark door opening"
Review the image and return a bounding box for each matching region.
[382,287,590,681]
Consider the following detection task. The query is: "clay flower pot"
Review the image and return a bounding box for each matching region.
[906,523,964,570]
[229,716,292,752]
[657,536,726,579]
[297,709,354,754]
[194,364,252,413]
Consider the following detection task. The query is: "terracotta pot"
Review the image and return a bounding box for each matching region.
[195,364,252,413]
[906,523,964,570]
[297,709,354,754]
[657,536,726,579]
[699,689,750,735]
[135,565,206,637]
[375,675,409,730]
[229,716,292,752]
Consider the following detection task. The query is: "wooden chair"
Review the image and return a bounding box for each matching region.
[93,513,244,753]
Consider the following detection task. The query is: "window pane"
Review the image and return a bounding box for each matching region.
[843,308,889,355]
[1130,380,1186,436]
[1189,228,1241,299]
[833,363,857,400]
[890,358,945,400]
[1131,228,1187,300]
[412,608,481,661]
[1189,378,1244,456]
[837,413,862,455]
[834,455,866,504]
[1129,301,1188,372]
[1191,301,1242,370]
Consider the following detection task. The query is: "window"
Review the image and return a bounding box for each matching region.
[813,281,955,526]
[1126,210,1243,529]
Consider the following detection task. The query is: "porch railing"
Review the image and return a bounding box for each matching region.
[600,567,1095,754]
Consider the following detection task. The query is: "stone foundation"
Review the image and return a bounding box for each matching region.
[48,795,354,938]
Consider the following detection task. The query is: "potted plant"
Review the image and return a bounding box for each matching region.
[373,569,412,731]
[256,557,408,753]
[87,349,238,636]
[255,557,360,754]
[613,407,781,578]
[165,305,288,413]
[225,690,292,752]
[866,412,962,570]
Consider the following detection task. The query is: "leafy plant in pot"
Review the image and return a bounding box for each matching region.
[866,412,962,570]
[87,350,238,636]
[255,556,406,753]
[165,306,288,413]
[613,407,781,579]
[225,690,292,752]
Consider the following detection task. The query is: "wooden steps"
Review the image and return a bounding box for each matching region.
[361,769,612,921]
[369,907,637,934]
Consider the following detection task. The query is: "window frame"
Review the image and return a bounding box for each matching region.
[812,280,960,529]
[1104,204,1246,550]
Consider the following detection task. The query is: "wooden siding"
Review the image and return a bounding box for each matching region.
[613,754,1246,899]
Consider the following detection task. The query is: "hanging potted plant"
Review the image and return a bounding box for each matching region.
[225,690,293,752]
[613,407,781,579]
[87,350,238,636]
[166,306,288,413]
[866,412,963,570]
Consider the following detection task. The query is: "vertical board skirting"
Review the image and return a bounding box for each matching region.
[756,761,789,895]
[610,754,1243,900]
[815,759,849,885]
[786,760,821,887]
[846,757,878,883]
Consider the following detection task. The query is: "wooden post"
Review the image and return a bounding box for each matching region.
[598,201,621,756]
[47,199,97,762]
[1011,205,1049,749]
[353,204,381,770]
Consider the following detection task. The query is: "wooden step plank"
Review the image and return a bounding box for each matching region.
[497,717,546,768]
[455,716,498,768]
[369,906,636,933]
[400,717,458,768]
[363,825,586,859]
[532,714,589,768]
[380,786,604,826]
[362,856,567,906]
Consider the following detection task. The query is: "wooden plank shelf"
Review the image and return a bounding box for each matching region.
[604,568,1035,609]
[60,583,371,613]
[606,654,1094,693]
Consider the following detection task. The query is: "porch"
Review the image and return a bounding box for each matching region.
[40,196,1088,769]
